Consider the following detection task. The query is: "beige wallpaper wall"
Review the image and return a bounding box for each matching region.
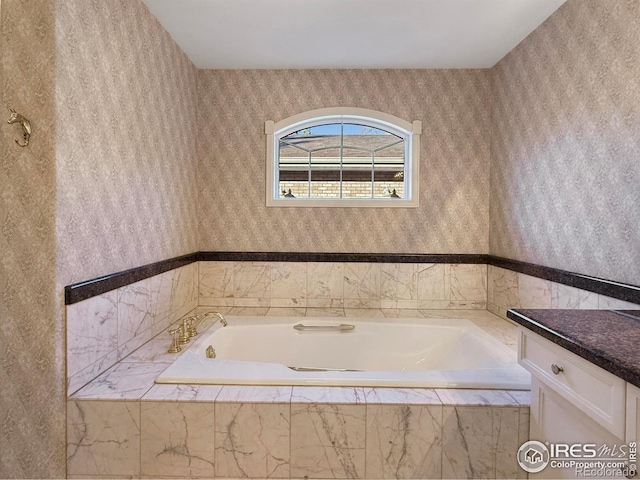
[55,0,199,287]
[198,69,492,254]
[2,0,199,477]
[490,0,640,286]
[0,0,62,477]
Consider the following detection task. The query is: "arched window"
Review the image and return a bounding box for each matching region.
[265,107,421,207]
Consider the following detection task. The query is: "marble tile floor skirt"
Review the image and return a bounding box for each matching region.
[67,386,529,479]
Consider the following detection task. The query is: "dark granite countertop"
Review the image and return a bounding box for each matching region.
[507,309,640,389]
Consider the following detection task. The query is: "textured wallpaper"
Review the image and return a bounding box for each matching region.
[55,0,199,287]
[0,0,62,477]
[490,0,640,286]
[198,69,492,254]
[2,0,199,477]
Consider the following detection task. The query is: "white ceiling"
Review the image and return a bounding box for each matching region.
[143,0,566,69]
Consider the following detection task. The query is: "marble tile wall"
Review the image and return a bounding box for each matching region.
[65,257,638,479]
[199,261,487,310]
[66,263,198,394]
[67,386,530,479]
[65,259,491,399]
[488,265,639,320]
[68,259,637,402]
[142,401,216,477]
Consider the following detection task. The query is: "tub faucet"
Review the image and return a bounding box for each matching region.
[187,311,227,337]
[214,312,228,327]
[168,312,228,353]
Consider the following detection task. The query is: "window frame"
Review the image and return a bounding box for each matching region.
[265,107,421,208]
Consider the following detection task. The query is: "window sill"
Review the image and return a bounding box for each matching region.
[266,197,419,208]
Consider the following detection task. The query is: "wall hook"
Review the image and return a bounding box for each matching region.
[7,108,31,147]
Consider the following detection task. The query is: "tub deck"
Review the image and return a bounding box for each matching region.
[67,308,531,479]
[70,307,524,399]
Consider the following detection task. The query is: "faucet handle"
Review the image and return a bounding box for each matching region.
[186,315,198,337]
[178,318,190,345]
[167,327,182,353]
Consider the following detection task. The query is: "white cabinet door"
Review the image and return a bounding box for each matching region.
[519,328,626,438]
[628,383,640,444]
[530,378,626,479]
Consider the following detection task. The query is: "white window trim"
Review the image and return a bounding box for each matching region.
[265,107,421,208]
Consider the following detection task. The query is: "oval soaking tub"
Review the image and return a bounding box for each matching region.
[155,316,530,389]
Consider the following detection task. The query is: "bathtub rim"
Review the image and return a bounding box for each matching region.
[155,315,531,390]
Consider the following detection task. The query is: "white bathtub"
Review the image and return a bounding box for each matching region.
[155,316,531,389]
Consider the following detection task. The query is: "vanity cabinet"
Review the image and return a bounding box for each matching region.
[628,383,640,444]
[518,328,628,479]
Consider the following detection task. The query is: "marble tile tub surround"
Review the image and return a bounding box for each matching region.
[65,252,485,304]
[488,265,639,321]
[65,254,491,398]
[65,252,198,304]
[66,251,640,309]
[489,256,640,306]
[67,308,525,478]
[67,342,529,478]
[68,386,529,479]
[66,262,198,395]
[199,261,488,310]
[66,254,639,391]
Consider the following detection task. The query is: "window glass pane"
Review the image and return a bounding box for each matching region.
[282,123,342,147]
[341,147,373,198]
[310,170,341,198]
[279,139,307,165]
[342,171,373,198]
[279,172,309,199]
[342,123,400,150]
[306,123,342,136]
[278,139,309,198]
[340,146,372,171]
[373,141,405,199]
[373,170,404,199]
[310,148,341,198]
